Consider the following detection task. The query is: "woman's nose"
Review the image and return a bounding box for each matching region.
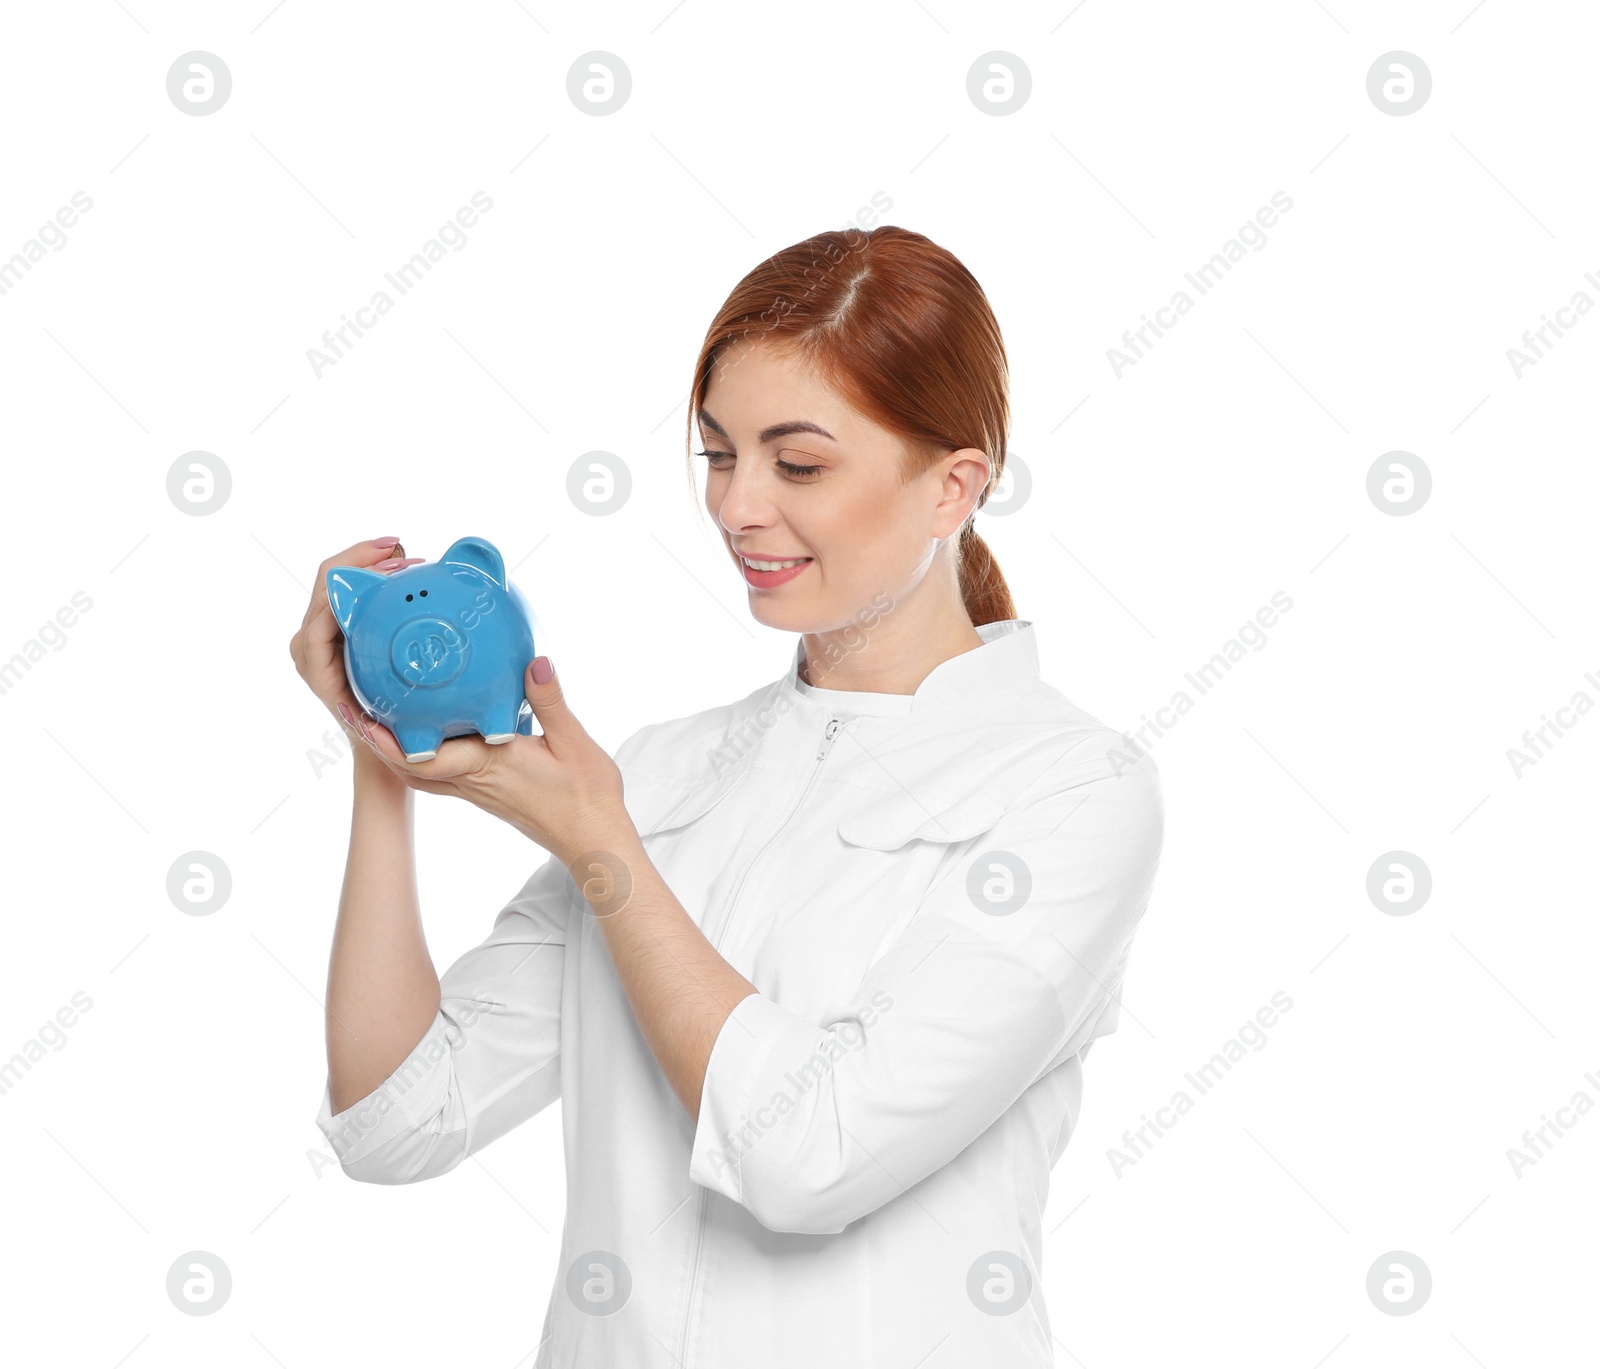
[713,460,776,533]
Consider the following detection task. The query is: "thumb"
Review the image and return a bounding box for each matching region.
[524,655,580,742]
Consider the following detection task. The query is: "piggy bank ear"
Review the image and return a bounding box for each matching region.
[440,536,506,587]
[325,566,387,634]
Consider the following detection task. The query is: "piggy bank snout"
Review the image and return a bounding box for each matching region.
[389,616,470,688]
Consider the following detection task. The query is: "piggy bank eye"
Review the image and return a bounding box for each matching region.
[420,589,428,597]
[405,593,413,602]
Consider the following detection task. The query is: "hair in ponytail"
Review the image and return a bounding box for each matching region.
[957,521,1014,626]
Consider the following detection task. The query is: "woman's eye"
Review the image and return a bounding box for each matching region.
[696,448,821,480]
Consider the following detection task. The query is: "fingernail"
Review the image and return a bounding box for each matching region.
[336,701,355,728]
[532,656,553,685]
[375,556,424,571]
[357,715,375,743]
[373,537,401,549]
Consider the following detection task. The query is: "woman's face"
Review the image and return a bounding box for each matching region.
[697,338,989,634]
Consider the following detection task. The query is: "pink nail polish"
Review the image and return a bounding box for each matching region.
[372,537,401,549]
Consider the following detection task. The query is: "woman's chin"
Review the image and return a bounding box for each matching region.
[747,600,796,629]
[745,596,823,634]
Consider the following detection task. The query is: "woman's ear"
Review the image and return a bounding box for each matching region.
[935,448,993,537]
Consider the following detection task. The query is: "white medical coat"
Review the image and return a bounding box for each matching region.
[314,617,1165,1367]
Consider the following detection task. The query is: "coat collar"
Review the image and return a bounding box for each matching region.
[627,620,1054,840]
[780,617,1040,716]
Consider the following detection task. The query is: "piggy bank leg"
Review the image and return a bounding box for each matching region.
[480,697,524,746]
[394,724,445,763]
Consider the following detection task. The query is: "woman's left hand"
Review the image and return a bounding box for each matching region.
[342,655,628,865]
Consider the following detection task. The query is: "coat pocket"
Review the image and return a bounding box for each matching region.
[835,783,1006,851]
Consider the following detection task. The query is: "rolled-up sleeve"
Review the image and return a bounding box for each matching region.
[688,754,1164,1235]
[314,851,572,1184]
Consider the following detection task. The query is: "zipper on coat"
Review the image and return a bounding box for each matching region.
[676,714,845,1369]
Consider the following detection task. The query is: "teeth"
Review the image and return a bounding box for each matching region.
[744,557,809,571]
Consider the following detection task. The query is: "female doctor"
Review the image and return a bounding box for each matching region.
[291,225,1165,1368]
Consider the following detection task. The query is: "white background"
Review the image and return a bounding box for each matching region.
[1,1,1594,1364]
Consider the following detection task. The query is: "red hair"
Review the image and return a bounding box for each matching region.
[685,225,1016,626]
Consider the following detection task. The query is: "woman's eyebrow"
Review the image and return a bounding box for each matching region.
[698,409,837,444]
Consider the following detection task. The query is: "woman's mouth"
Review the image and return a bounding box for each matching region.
[739,554,813,588]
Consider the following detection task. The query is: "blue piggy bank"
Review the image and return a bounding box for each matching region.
[326,536,538,762]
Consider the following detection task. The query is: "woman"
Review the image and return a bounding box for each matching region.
[292,225,1165,1367]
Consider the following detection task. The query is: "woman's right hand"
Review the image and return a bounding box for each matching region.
[289,538,425,726]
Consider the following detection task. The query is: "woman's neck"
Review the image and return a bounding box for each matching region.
[799,611,986,695]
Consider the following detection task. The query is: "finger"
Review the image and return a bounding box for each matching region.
[349,710,408,767]
[327,536,406,577]
[334,699,372,746]
[523,656,585,748]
